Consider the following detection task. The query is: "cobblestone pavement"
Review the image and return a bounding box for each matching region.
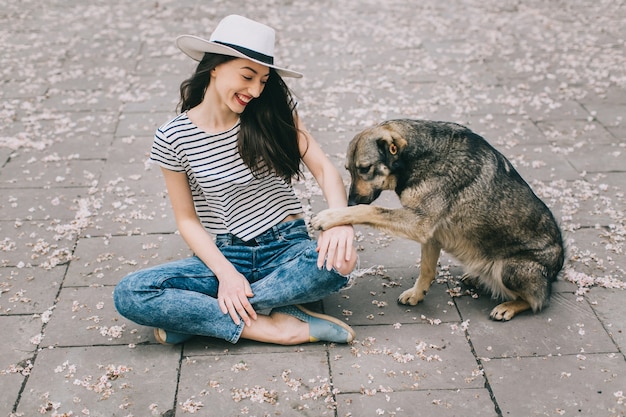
[1,1,625,416]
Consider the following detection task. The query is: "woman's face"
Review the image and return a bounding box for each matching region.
[210,58,270,114]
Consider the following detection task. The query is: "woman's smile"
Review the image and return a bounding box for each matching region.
[235,93,252,107]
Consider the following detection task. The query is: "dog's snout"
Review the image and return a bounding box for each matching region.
[348,189,381,206]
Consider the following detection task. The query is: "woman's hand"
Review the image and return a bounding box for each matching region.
[316,224,357,275]
[216,271,257,326]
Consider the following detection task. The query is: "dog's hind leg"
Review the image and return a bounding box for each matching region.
[489,259,552,321]
[460,273,480,288]
[398,241,441,305]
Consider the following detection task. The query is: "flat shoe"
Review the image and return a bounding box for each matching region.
[271,304,355,343]
[154,328,193,345]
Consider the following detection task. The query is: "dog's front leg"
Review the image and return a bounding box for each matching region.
[398,241,441,306]
[311,205,433,242]
[311,205,382,230]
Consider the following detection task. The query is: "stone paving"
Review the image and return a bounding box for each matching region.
[1,0,625,416]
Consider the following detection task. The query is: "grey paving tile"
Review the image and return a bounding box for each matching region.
[135,55,193,78]
[552,276,579,294]
[337,388,498,417]
[115,112,172,138]
[519,98,589,122]
[0,153,104,189]
[559,176,626,227]
[86,162,176,236]
[353,232,421,268]
[97,161,168,197]
[0,187,91,221]
[536,119,618,146]
[566,143,626,174]
[565,228,626,287]
[105,135,154,165]
[177,350,335,416]
[0,220,77,268]
[588,288,626,357]
[0,147,14,167]
[0,315,42,363]
[43,285,151,347]
[0,266,63,315]
[457,292,617,359]
[324,270,460,327]
[85,193,176,237]
[44,133,114,162]
[331,324,483,392]
[484,353,626,416]
[311,130,360,161]
[606,125,626,141]
[503,144,580,181]
[0,315,42,416]
[16,345,179,417]
[121,91,179,114]
[65,233,190,287]
[35,111,119,160]
[580,86,626,105]
[62,40,143,72]
[0,371,24,417]
[183,333,329,356]
[0,79,48,99]
[583,103,626,129]
[462,114,548,147]
[42,89,123,112]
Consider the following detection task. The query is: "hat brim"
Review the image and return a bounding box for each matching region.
[176,35,303,78]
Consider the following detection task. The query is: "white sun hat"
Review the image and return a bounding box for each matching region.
[176,14,303,78]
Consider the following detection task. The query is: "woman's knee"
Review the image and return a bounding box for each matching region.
[113,270,149,316]
[113,275,132,315]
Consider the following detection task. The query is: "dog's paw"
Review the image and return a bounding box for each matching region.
[490,300,532,321]
[310,209,337,231]
[398,288,426,306]
[490,305,514,321]
[309,213,324,230]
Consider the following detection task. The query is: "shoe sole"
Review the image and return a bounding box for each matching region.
[154,328,169,345]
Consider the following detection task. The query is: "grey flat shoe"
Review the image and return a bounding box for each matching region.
[154,328,193,345]
[271,304,355,343]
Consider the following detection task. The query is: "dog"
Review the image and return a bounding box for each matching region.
[311,119,565,321]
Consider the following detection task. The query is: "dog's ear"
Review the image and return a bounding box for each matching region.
[376,137,400,156]
[376,124,407,155]
[376,130,406,170]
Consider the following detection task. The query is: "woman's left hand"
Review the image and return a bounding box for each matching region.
[316,224,357,275]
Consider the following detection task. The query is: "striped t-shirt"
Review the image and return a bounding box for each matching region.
[150,113,303,241]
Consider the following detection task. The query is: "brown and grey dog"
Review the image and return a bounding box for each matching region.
[311,119,565,320]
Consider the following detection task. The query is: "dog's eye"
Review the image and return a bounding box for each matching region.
[357,166,371,176]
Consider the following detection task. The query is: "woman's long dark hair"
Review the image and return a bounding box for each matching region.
[178,53,304,184]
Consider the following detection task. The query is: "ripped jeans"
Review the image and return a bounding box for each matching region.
[113,219,350,343]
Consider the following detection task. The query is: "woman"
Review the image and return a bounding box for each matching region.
[113,15,357,345]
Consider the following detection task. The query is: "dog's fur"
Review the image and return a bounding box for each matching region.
[311,119,565,320]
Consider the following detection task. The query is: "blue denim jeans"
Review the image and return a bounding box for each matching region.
[113,219,349,343]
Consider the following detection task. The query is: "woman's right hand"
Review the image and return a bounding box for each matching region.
[216,271,257,327]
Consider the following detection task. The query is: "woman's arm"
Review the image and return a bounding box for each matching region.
[297,120,357,275]
[160,167,257,326]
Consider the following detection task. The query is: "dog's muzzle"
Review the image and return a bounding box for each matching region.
[348,189,381,206]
